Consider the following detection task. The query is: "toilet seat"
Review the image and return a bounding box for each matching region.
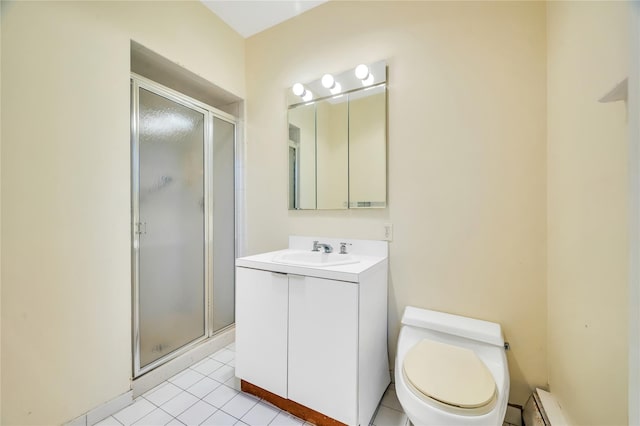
[402,339,497,409]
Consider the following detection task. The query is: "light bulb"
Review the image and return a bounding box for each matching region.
[362,74,374,86]
[292,83,305,97]
[355,64,370,80]
[321,74,335,89]
[302,90,313,102]
[330,82,342,95]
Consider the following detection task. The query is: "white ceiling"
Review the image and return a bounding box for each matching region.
[201,1,328,38]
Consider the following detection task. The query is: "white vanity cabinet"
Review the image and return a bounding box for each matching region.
[235,236,390,426]
[235,267,289,398]
[288,275,359,424]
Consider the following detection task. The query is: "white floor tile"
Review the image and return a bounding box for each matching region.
[203,385,240,408]
[201,410,238,426]
[169,369,207,390]
[240,402,279,426]
[209,365,235,383]
[145,383,184,407]
[192,358,225,376]
[160,392,200,417]
[220,394,258,419]
[177,400,218,426]
[113,398,156,426]
[132,408,173,426]
[380,387,403,412]
[373,406,407,426]
[107,342,412,426]
[225,343,236,351]
[94,416,123,426]
[143,382,167,398]
[186,376,222,399]
[210,349,235,364]
[269,411,304,426]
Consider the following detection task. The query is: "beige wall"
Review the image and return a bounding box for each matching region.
[246,1,547,405]
[629,5,640,424]
[547,2,629,424]
[0,1,244,424]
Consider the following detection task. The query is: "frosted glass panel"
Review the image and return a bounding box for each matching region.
[212,117,235,332]
[138,88,205,368]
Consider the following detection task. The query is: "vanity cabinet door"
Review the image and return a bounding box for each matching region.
[235,267,289,398]
[288,275,359,425]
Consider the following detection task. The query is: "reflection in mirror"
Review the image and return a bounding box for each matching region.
[288,104,316,209]
[317,98,348,209]
[349,86,386,208]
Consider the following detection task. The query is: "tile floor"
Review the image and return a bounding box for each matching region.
[97,343,409,426]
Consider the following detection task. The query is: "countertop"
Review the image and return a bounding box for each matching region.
[236,249,387,282]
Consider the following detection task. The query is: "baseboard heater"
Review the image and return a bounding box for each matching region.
[523,388,569,425]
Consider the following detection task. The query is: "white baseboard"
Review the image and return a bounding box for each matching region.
[65,391,133,426]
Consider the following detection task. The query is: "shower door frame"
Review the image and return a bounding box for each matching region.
[131,73,237,378]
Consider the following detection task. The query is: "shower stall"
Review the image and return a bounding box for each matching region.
[130,74,236,377]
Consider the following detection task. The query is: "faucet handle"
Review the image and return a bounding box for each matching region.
[339,242,352,254]
[312,240,320,251]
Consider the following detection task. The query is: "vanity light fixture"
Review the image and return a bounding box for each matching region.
[321,73,343,95]
[293,83,313,102]
[355,64,375,86]
[354,64,369,80]
[302,89,313,102]
[292,82,306,97]
[288,60,386,106]
[321,74,335,89]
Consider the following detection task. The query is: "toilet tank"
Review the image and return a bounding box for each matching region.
[401,307,505,348]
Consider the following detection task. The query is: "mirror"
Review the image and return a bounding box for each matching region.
[317,98,348,209]
[287,61,387,210]
[349,85,386,208]
[288,103,316,209]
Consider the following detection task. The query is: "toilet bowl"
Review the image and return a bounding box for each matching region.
[395,307,510,425]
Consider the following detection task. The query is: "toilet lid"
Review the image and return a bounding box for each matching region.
[403,339,497,409]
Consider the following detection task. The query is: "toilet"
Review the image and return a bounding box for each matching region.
[395,306,510,425]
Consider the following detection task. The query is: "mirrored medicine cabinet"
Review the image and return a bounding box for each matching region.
[287,60,387,210]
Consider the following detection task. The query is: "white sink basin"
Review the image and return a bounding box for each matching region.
[272,250,360,267]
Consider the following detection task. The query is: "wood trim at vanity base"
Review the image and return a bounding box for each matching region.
[240,380,347,426]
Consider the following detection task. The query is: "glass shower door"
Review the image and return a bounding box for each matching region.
[134,87,207,373]
[211,116,235,332]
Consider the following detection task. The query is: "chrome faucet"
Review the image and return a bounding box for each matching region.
[339,242,352,254]
[312,240,333,253]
